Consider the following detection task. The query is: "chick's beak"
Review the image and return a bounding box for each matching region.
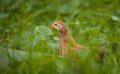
[50,24,54,28]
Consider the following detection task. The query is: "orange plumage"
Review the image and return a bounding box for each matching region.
[50,21,84,56]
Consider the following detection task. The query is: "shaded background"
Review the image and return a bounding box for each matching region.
[0,0,120,74]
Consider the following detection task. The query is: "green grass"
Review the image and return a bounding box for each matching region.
[0,0,120,74]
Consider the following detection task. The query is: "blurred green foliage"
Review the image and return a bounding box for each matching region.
[0,0,120,74]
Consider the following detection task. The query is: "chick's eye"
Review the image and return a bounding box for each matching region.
[55,24,57,26]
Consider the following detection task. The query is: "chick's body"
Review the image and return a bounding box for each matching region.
[50,21,83,56]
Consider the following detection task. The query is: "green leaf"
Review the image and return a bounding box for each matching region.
[34,25,53,40]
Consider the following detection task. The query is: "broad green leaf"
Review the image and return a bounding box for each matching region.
[34,25,53,40]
